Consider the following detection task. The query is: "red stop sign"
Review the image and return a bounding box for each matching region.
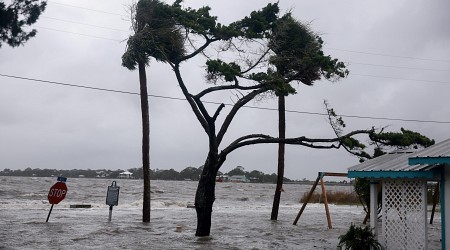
[47,182,68,205]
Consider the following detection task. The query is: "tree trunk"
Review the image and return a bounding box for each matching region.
[138,62,151,223]
[195,154,219,236]
[271,95,285,220]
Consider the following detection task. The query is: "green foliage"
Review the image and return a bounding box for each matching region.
[248,70,296,96]
[325,101,372,160]
[171,5,218,36]
[232,3,279,39]
[267,14,348,96]
[342,137,366,151]
[338,224,381,250]
[226,166,246,176]
[271,81,297,96]
[125,1,343,98]
[0,0,46,48]
[170,2,279,41]
[371,128,435,149]
[354,178,370,208]
[122,0,185,70]
[206,59,241,82]
[152,168,180,180]
[325,99,434,164]
[179,166,203,180]
[373,147,385,158]
[300,190,360,205]
[124,0,348,99]
[0,166,288,183]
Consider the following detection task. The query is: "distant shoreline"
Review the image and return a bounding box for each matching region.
[0,166,352,185]
[0,175,353,186]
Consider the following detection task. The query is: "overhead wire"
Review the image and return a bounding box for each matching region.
[34,25,450,81]
[327,48,450,63]
[44,2,450,65]
[351,74,450,84]
[47,1,128,18]
[41,16,130,33]
[37,12,450,76]
[347,62,450,72]
[1,73,449,125]
[14,0,450,125]
[35,26,125,42]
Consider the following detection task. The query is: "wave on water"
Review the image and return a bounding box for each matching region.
[0,177,443,249]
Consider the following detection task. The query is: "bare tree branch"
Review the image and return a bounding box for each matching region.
[241,48,271,74]
[178,35,219,62]
[323,100,374,160]
[216,86,272,144]
[195,82,266,99]
[192,95,213,122]
[172,63,209,133]
[220,129,375,158]
[212,103,225,121]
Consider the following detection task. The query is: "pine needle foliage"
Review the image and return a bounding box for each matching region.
[122,0,185,70]
[0,0,46,48]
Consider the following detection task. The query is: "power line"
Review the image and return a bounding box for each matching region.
[347,61,450,72]
[35,25,450,75]
[327,47,450,63]
[35,26,124,42]
[32,25,450,78]
[1,73,450,124]
[45,1,449,65]
[48,1,127,18]
[41,16,130,33]
[0,74,139,95]
[352,74,450,84]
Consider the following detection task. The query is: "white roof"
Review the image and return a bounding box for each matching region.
[348,138,450,172]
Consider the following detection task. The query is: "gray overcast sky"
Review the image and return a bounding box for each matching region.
[0,0,449,180]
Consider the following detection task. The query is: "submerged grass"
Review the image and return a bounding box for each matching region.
[300,191,360,205]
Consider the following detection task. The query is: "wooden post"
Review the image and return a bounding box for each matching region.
[363,211,370,224]
[293,174,321,225]
[370,181,378,237]
[430,182,440,224]
[320,176,332,229]
[322,172,348,177]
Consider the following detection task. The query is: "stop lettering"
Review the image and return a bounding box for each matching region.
[47,182,68,205]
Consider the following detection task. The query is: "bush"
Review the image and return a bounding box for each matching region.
[299,191,360,205]
[338,224,381,250]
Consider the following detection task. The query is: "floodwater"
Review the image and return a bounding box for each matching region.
[0,177,442,249]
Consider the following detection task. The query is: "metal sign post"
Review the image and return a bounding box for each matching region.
[106,181,120,222]
[46,177,68,222]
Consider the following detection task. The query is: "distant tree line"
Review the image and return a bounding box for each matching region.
[0,167,123,179]
[0,166,294,183]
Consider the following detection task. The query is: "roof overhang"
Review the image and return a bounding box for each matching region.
[348,170,436,179]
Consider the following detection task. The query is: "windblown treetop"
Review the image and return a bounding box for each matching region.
[0,0,46,48]
[122,0,185,69]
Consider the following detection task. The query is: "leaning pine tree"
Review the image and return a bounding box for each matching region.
[268,14,348,220]
[121,0,185,222]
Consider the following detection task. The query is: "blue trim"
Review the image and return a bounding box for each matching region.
[348,170,434,179]
[409,157,450,165]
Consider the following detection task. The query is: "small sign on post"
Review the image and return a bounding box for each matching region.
[46,177,68,222]
[106,181,120,222]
